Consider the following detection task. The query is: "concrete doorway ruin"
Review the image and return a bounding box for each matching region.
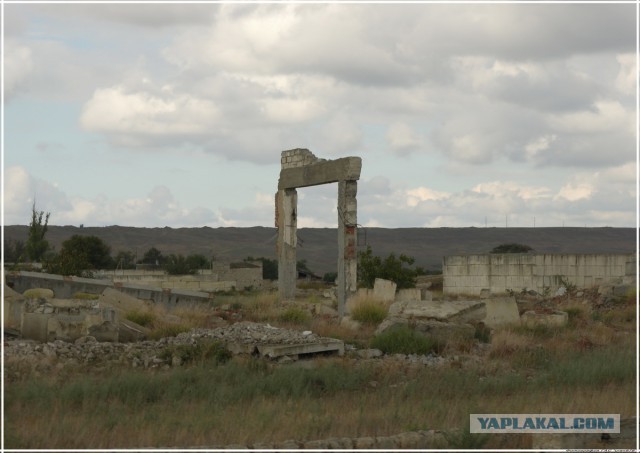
[276,149,362,317]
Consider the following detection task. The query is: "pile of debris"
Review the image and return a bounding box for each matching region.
[4,321,344,381]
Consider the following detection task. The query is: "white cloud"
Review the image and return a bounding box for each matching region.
[614,53,637,95]
[386,122,422,156]
[549,100,635,135]
[4,4,636,229]
[80,84,219,140]
[4,40,33,99]
[555,183,594,202]
[4,166,72,224]
[406,187,449,207]
[3,167,220,227]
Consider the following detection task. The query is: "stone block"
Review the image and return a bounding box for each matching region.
[412,320,475,343]
[521,310,568,329]
[353,437,376,448]
[482,296,520,328]
[387,301,407,316]
[373,278,396,302]
[396,431,423,448]
[421,289,433,301]
[339,315,361,330]
[21,312,52,343]
[397,288,421,301]
[402,299,486,323]
[302,440,327,448]
[375,436,398,449]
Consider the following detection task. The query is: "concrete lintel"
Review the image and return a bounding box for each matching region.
[256,341,345,358]
[278,157,362,189]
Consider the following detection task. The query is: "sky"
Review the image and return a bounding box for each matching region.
[3,2,638,229]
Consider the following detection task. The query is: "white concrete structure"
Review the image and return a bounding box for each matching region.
[443,253,635,295]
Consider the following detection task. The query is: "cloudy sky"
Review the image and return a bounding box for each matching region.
[4,2,637,229]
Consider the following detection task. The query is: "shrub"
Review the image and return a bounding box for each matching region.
[490,243,533,254]
[279,307,310,324]
[125,310,155,327]
[371,326,439,355]
[474,323,491,343]
[149,323,190,340]
[350,298,388,325]
[161,341,231,366]
[358,246,418,289]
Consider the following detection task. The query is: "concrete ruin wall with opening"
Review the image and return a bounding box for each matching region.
[443,253,636,295]
[276,148,361,316]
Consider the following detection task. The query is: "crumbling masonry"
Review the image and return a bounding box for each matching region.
[276,149,362,316]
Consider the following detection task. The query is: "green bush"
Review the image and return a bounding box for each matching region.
[350,300,388,325]
[474,323,491,343]
[149,324,190,340]
[279,307,310,324]
[161,341,231,366]
[358,246,418,289]
[371,326,439,355]
[125,310,155,327]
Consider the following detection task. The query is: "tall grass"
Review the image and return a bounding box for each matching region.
[370,326,440,355]
[5,342,634,449]
[350,296,388,325]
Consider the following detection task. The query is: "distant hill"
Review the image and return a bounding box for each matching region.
[4,225,636,276]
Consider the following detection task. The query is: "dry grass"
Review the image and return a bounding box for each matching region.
[6,290,636,449]
[349,294,389,325]
[6,341,634,449]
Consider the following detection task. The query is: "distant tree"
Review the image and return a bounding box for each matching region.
[45,235,113,276]
[65,235,113,268]
[323,272,338,284]
[490,243,533,254]
[141,247,164,267]
[26,202,50,262]
[358,246,418,289]
[185,253,210,270]
[114,251,136,270]
[297,259,313,275]
[245,256,278,280]
[4,239,26,263]
[46,248,91,277]
[165,254,197,275]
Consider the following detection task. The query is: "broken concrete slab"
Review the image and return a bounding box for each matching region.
[98,287,154,316]
[482,296,520,328]
[256,340,344,359]
[375,317,475,343]
[373,278,396,302]
[401,299,486,323]
[521,310,568,329]
[396,288,421,301]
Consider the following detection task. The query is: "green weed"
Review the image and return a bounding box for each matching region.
[370,326,440,355]
[350,300,388,326]
[124,310,155,327]
[279,307,311,324]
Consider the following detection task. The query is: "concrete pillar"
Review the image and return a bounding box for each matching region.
[337,180,357,317]
[276,188,297,300]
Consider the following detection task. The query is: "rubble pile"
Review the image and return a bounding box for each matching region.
[4,322,336,380]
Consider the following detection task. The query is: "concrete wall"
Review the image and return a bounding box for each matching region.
[443,253,635,295]
[96,262,263,291]
[5,271,217,310]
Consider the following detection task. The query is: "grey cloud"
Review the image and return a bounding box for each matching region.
[34,3,217,29]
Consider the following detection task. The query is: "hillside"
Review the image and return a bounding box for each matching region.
[3,225,636,275]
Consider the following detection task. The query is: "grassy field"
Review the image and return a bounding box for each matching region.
[4,290,636,449]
